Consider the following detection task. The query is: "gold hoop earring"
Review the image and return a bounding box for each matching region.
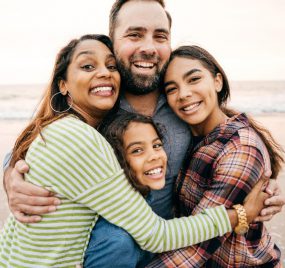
[50,92,73,113]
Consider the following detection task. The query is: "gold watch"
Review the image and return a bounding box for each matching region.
[233,204,249,235]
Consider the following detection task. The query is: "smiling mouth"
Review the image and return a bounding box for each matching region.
[90,86,113,94]
[133,61,155,69]
[181,101,202,112]
[144,167,163,176]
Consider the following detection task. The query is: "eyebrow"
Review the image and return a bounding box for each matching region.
[164,68,202,87]
[125,26,169,35]
[125,137,161,150]
[75,51,115,61]
[75,51,94,60]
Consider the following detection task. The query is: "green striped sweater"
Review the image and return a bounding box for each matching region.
[0,116,231,267]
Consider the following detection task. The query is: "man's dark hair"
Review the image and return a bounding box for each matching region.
[109,0,172,40]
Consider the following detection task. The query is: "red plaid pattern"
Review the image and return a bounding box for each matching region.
[147,114,281,268]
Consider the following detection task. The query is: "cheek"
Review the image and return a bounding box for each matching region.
[157,44,171,62]
[128,157,143,176]
[112,72,121,87]
[166,94,178,110]
[161,151,167,165]
[115,41,137,60]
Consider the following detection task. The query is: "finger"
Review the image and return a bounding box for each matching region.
[260,206,282,216]
[11,179,55,197]
[254,214,273,222]
[14,159,30,173]
[14,204,58,215]
[265,179,280,195]
[13,211,42,224]
[10,193,60,207]
[264,195,285,206]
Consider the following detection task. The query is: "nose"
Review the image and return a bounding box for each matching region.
[147,148,160,162]
[138,36,157,56]
[178,86,192,101]
[96,65,111,78]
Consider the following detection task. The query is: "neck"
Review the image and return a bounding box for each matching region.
[72,104,103,128]
[124,89,160,116]
[191,108,228,136]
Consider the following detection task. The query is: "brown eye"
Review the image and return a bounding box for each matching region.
[107,64,117,71]
[165,87,176,95]
[131,148,143,154]
[81,64,94,71]
[153,142,163,149]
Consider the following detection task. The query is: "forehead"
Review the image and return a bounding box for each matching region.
[124,122,158,141]
[168,58,204,72]
[72,39,112,59]
[116,1,169,33]
[166,57,205,78]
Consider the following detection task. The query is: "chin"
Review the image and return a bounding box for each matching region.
[150,181,165,190]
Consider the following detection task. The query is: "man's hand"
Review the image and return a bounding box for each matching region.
[255,178,285,222]
[4,160,60,223]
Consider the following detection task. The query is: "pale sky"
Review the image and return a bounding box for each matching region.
[0,0,284,84]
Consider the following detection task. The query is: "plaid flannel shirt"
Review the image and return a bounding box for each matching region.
[148,114,281,268]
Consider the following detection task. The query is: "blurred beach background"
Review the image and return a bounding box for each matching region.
[1,0,285,264]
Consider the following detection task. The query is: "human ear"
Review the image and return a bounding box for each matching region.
[215,73,223,93]
[58,80,68,96]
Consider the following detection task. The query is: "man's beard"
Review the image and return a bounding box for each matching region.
[116,57,166,96]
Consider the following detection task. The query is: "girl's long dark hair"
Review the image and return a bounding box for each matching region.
[169,45,284,178]
[100,112,165,196]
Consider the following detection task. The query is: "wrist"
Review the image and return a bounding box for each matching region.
[232,204,249,235]
[227,209,238,229]
[3,166,12,194]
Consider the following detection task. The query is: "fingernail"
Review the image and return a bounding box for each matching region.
[265,200,270,206]
[267,189,273,195]
[49,206,57,212]
[34,216,42,221]
[261,211,266,216]
[54,199,61,205]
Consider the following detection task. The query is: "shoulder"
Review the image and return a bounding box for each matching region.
[219,121,269,169]
[43,116,108,145]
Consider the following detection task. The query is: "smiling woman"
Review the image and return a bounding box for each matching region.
[147,45,284,267]
[58,39,120,126]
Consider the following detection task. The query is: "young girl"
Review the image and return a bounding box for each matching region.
[85,112,167,267]
[148,46,284,267]
[0,35,266,267]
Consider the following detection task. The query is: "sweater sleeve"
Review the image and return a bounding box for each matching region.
[25,116,232,253]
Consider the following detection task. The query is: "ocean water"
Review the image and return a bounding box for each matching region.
[0,81,284,120]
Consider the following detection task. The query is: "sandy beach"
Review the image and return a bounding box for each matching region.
[1,114,285,262]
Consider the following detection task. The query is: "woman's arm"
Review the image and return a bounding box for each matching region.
[25,116,232,253]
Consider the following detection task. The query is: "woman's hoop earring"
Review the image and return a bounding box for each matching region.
[50,91,73,113]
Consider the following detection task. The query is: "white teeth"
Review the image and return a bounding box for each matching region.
[183,102,200,111]
[90,86,112,93]
[134,62,154,68]
[145,168,162,175]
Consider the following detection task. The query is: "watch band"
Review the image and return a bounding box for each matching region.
[233,204,249,235]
